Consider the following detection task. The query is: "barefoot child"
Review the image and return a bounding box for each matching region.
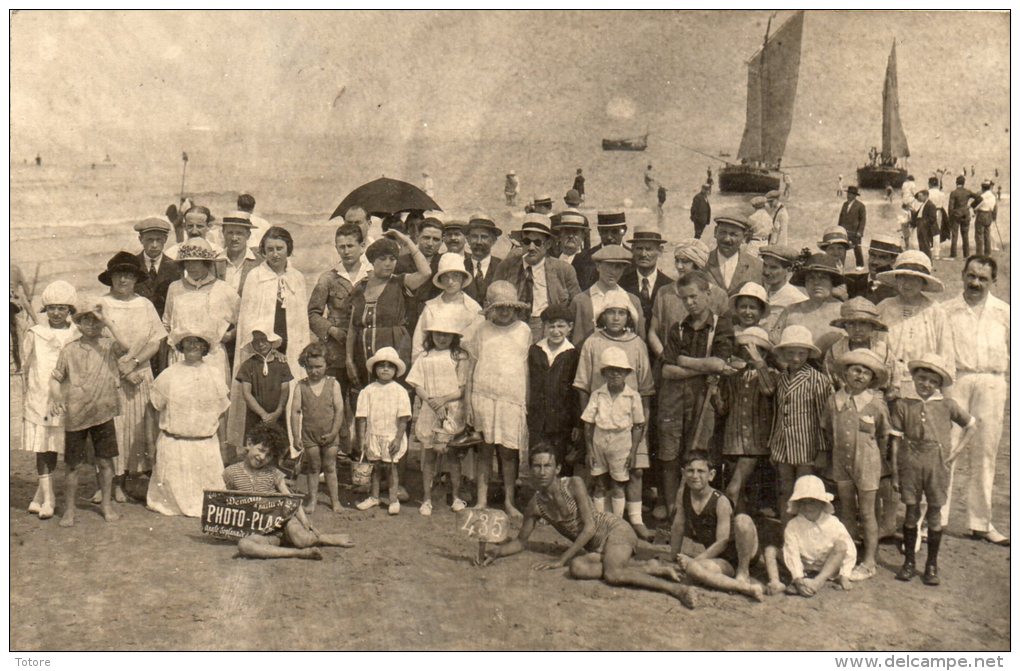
[228,424,354,560]
[669,450,764,601]
[354,347,412,515]
[481,445,697,610]
[580,347,644,519]
[764,475,855,597]
[713,327,776,513]
[769,325,834,522]
[464,281,531,519]
[290,342,344,513]
[830,349,891,581]
[236,327,292,442]
[21,281,79,519]
[49,297,131,526]
[891,353,976,586]
[405,315,471,515]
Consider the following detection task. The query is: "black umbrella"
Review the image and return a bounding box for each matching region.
[331,177,441,219]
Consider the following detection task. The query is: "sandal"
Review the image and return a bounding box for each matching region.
[849,564,877,582]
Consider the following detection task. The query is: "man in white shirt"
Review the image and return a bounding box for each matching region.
[942,255,1009,545]
[237,193,270,248]
[765,189,789,245]
[973,180,997,256]
[926,177,947,260]
[464,213,503,305]
[746,196,772,256]
[164,205,224,261]
[220,211,262,294]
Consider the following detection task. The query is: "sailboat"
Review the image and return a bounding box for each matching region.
[857,40,910,189]
[719,11,804,194]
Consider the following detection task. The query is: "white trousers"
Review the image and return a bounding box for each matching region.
[943,373,1007,531]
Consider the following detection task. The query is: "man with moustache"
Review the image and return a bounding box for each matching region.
[442,219,468,257]
[554,211,590,279]
[574,210,629,291]
[164,205,223,262]
[704,215,763,296]
[463,213,503,305]
[942,255,1010,546]
[619,225,673,328]
[845,233,902,305]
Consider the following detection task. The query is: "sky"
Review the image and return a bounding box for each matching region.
[10,10,1010,163]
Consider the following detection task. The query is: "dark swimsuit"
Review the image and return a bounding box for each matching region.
[683,488,738,565]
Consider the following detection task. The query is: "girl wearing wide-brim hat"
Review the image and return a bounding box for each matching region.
[412,252,483,363]
[729,281,769,331]
[96,251,169,500]
[770,253,844,355]
[874,250,952,400]
[148,326,230,518]
[769,325,834,523]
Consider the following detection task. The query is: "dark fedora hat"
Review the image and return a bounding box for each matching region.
[846,185,860,196]
[98,251,148,286]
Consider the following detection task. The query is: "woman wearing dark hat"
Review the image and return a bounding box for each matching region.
[769,253,844,353]
[97,251,169,500]
[346,230,433,388]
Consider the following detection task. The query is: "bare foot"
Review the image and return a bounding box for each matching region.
[332,534,355,548]
[746,582,766,602]
[102,507,120,522]
[795,580,817,598]
[646,558,682,582]
[59,510,75,528]
[331,502,344,514]
[303,504,316,515]
[303,548,324,560]
[766,581,786,596]
[835,576,853,591]
[676,554,692,573]
[676,585,698,609]
[504,503,524,522]
[114,487,127,503]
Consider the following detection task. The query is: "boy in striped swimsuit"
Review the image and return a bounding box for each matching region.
[226,424,354,560]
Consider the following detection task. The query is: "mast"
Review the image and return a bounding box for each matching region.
[881,39,910,163]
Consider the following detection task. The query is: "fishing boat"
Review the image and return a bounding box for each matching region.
[719,11,804,194]
[857,40,910,189]
[602,133,648,152]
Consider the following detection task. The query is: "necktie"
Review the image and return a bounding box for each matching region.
[474,260,484,285]
[149,260,158,282]
[521,266,534,312]
[640,278,651,304]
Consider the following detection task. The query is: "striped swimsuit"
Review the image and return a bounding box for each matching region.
[534,478,625,553]
[222,462,282,494]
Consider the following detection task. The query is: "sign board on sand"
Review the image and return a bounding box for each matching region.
[201,490,304,540]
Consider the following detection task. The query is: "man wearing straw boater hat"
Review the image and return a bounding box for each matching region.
[493,213,581,342]
[837,184,867,268]
[219,210,262,294]
[705,215,763,296]
[463,212,503,306]
[765,189,788,245]
[133,217,181,319]
[571,210,628,291]
[746,196,772,257]
[620,224,673,326]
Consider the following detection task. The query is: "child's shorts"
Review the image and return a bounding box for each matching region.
[898,443,948,508]
[299,443,338,475]
[365,433,407,464]
[829,443,881,492]
[65,420,118,468]
[590,427,632,482]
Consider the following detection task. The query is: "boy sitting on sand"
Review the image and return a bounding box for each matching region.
[226,424,354,560]
[764,475,855,597]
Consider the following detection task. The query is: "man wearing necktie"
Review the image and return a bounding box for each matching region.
[620,225,674,328]
[464,213,503,306]
[133,216,182,376]
[837,185,867,268]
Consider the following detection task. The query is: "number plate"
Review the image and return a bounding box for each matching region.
[456,508,510,543]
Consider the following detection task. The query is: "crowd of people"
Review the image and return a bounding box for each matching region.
[13,181,1010,607]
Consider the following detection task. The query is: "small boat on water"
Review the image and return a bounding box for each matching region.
[719,11,804,194]
[602,133,648,152]
[857,40,910,190]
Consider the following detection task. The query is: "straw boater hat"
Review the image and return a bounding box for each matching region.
[366,346,407,378]
[734,326,772,351]
[39,280,77,312]
[533,194,553,209]
[483,280,528,312]
[713,215,750,231]
[598,346,634,372]
[511,213,554,242]
[836,348,888,388]
[626,224,666,246]
[597,290,640,324]
[817,226,851,250]
[432,252,473,289]
[774,325,820,357]
[907,351,954,388]
[564,189,583,207]
[133,217,172,236]
[176,237,225,263]
[591,244,633,265]
[98,251,148,286]
[729,282,769,312]
[791,253,845,287]
[868,232,903,257]
[466,213,501,237]
[830,296,887,331]
[875,250,944,293]
[596,210,627,229]
[555,211,589,230]
[220,211,255,229]
[673,238,711,269]
[787,475,835,515]
[759,244,799,266]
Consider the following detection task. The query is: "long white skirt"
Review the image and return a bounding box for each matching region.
[146,433,224,517]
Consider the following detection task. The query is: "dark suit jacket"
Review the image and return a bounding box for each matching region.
[913,200,938,239]
[705,249,763,295]
[837,199,867,240]
[135,252,181,318]
[572,245,600,291]
[619,268,675,326]
[464,255,502,306]
[690,192,711,232]
[493,252,581,311]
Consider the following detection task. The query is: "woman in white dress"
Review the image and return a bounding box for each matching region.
[147,328,230,517]
[97,251,168,500]
[227,226,310,453]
